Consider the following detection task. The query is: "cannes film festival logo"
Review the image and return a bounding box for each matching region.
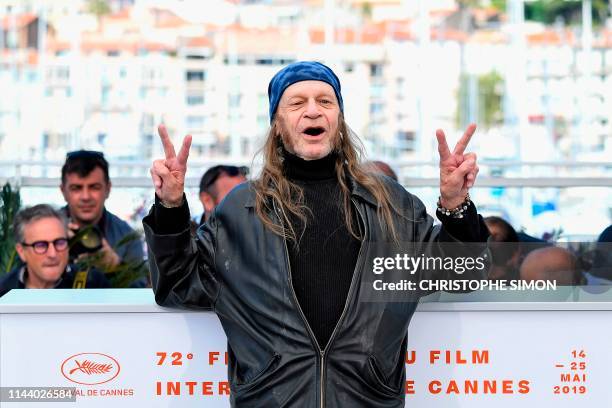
[61,353,121,385]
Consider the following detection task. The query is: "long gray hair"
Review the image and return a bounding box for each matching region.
[252,114,400,243]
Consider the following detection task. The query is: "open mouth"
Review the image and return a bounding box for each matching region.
[303,127,325,137]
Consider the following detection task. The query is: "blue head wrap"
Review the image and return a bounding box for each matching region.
[268,61,344,123]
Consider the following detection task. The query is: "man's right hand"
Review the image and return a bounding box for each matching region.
[150,124,192,207]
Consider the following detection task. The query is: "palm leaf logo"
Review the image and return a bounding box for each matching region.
[69,360,113,375]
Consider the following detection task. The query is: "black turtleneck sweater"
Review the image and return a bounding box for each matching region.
[282,151,361,350]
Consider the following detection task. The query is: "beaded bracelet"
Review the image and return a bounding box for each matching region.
[436,193,471,219]
[159,197,184,209]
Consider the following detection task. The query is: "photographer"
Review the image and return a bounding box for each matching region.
[60,150,144,267]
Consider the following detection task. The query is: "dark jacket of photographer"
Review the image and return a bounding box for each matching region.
[143,173,490,408]
[0,264,111,298]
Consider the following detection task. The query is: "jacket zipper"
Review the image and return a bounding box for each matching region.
[319,199,367,408]
[280,235,325,407]
[276,198,368,408]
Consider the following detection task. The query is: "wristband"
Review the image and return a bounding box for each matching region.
[436,193,471,219]
[159,197,184,209]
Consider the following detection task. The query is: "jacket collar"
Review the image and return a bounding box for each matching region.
[244,177,378,208]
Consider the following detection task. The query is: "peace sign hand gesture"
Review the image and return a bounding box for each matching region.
[150,124,192,207]
[436,123,480,209]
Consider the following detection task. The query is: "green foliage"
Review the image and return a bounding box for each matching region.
[457,0,481,7]
[456,71,504,130]
[525,0,610,25]
[73,231,147,288]
[479,71,505,128]
[490,0,507,12]
[0,183,21,276]
[455,0,610,24]
[458,0,506,10]
[361,2,372,20]
[87,0,111,18]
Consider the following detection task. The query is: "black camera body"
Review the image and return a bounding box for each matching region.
[69,224,103,259]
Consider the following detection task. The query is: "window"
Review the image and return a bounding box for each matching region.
[142,67,162,82]
[370,63,383,78]
[370,84,384,98]
[57,67,70,80]
[187,94,205,105]
[396,130,415,151]
[228,94,241,108]
[186,70,206,82]
[186,115,205,129]
[255,58,274,65]
[101,85,111,104]
[141,114,155,128]
[370,102,384,115]
[26,71,38,83]
[223,57,248,65]
[47,66,70,81]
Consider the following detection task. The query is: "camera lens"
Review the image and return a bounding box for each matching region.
[69,225,104,259]
[80,228,102,250]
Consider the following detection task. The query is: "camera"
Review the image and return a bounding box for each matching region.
[69,224,103,259]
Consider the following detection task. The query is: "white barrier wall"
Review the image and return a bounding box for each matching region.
[1,289,611,407]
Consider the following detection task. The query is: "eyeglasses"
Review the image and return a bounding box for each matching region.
[200,165,249,193]
[21,238,69,255]
[66,150,105,160]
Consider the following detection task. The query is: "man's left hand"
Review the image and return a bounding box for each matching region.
[78,238,120,268]
[436,123,479,209]
[99,238,121,267]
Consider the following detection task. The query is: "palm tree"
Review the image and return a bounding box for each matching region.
[0,183,21,276]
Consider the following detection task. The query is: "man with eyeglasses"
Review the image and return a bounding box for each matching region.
[0,204,110,298]
[60,150,144,267]
[197,165,248,225]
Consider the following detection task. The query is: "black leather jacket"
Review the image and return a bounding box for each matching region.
[143,179,489,407]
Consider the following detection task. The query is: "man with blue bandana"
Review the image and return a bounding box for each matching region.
[144,61,489,407]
